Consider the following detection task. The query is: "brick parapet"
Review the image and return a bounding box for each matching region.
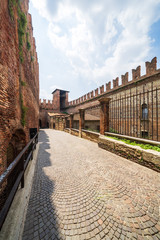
[67,57,159,107]
[40,99,54,110]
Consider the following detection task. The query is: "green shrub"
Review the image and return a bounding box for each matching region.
[8,0,16,20]
[84,128,99,133]
[27,41,31,50]
[20,94,28,127]
[31,55,34,62]
[19,50,23,63]
[26,32,31,50]
[18,7,27,62]
[21,81,26,86]
[109,128,118,134]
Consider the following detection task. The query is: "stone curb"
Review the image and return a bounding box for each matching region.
[64,128,100,142]
[98,135,160,168]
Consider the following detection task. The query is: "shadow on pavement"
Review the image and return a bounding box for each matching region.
[22,130,61,240]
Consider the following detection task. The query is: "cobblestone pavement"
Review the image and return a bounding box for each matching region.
[22,129,160,240]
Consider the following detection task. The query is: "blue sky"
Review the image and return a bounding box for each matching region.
[29,0,160,101]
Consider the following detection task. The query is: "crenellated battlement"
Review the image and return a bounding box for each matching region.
[113,77,119,88]
[95,88,99,97]
[145,57,157,75]
[100,85,104,94]
[121,72,129,85]
[68,57,159,106]
[132,66,141,81]
[40,99,54,109]
[106,82,111,91]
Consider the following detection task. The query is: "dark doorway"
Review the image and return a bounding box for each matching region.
[39,119,42,128]
[30,128,37,139]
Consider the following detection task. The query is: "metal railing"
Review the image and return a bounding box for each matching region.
[0,133,38,230]
[109,85,160,141]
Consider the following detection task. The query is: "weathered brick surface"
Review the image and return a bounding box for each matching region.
[0,0,39,175]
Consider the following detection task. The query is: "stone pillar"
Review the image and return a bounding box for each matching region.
[79,109,85,137]
[57,117,59,130]
[99,98,110,135]
[59,117,62,130]
[69,114,73,133]
[55,117,58,130]
[64,117,67,129]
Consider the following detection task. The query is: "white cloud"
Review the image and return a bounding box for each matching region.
[47,75,53,79]
[31,0,160,88]
[48,23,69,51]
[40,89,52,100]
[50,85,62,91]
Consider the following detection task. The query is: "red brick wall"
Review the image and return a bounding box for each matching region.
[52,90,60,111]
[0,0,39,175]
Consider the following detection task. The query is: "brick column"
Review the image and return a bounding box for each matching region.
[57,117,59,130]
[99,98,110,135]
[69,114,73,133]
[79,109,85,137]
[64,117,67,129]
[59,117,62,130]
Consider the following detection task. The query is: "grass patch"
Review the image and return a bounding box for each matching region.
[106,135,160,152]
[84,128,99,133]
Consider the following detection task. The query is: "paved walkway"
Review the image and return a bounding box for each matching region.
[22,129,160,240]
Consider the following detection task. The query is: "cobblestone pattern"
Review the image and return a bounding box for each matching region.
[22,129,160,240]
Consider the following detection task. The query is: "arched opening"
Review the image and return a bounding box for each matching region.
[39,119,42,128]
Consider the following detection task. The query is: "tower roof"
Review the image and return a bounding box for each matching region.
[52,89,69,94]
